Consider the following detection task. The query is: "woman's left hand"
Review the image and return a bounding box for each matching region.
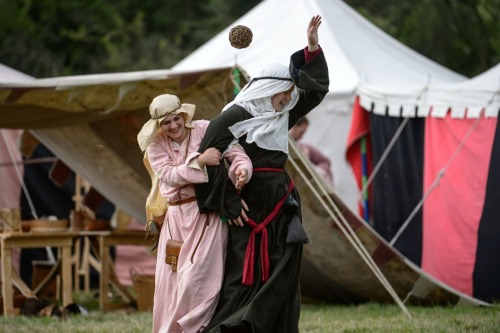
[307,15,321,52]
[228,199,249,227]
[235,167,249,192]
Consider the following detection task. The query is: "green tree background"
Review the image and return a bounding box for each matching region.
[0,0,498,78]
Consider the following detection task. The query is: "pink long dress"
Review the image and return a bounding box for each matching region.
[147,120,251,333]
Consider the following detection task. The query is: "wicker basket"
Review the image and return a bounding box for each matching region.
[30,219,69,233]
[131,269,155,312]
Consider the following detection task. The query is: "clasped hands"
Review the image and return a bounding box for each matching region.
[198,148,249,227]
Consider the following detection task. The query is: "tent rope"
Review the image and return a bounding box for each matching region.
[0,157,58,168]
[1,130,39,220]
[390,85,499,245]
[288,139,412,319]
[358,85,430,206]
[358,117,409,204]
[1,130,56,263]
[390,116,482,246]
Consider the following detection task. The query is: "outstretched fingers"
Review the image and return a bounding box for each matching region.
[308,15,322,33]
[307,15,321,51]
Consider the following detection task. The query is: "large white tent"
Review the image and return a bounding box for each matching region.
[359,63,500,118]
[173,0,466,211]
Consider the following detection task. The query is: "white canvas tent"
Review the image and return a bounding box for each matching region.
[173,0,466,212]
[0,64,33,82]
[0,64,30,210]
[5,0,497,304]
[358,63,500,119]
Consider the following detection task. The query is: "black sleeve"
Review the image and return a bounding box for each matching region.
[197,107,248,154]
[195,107,251,218]
[288,49,330,128]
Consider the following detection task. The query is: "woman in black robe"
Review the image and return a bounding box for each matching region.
[196,15,329,333]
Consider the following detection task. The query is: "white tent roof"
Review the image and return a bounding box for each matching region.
[174,0,465,111]
[173,0,466,211]
[0,63,34,82]
[0,67,216,88]
[359,63,500,118]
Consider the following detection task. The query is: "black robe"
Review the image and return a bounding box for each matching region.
[196,48,329,333]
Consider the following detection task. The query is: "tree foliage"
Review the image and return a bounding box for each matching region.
[346,0,499,77]
[0,0,261,77]
[0,0,497,78]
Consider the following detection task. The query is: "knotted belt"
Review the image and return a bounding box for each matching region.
[242,167,295,286]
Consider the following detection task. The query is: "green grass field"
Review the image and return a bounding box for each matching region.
[1,294,499,333]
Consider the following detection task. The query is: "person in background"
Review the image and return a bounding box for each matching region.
[137,94,252,333]
[289,116,334,186]
[195,15,329,333]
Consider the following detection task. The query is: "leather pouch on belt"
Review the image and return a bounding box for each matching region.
[165,239,183,272]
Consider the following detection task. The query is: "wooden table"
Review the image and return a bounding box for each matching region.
[79,230,155,311]
[0,231,77,316]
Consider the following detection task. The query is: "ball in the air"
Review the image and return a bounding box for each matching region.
[229,25,253,49]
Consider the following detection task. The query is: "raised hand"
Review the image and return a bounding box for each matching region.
[307,15,322,52]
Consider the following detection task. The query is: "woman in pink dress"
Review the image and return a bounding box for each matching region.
[137,94,252,333]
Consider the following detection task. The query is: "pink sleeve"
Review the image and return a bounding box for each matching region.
[147,138,208,189]
[299,142,334,185]
[224,144,253,185]
[307,145,331,169]
[304,45,322,63]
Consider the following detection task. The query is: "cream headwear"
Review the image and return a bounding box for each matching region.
[137,94,195,152]
[137,94,196,231]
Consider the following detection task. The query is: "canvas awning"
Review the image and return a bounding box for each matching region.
[0,66,243,128]
[0,65,244,221]
[358,63,500,118]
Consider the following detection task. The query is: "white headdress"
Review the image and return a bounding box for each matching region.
[223,62,299,153]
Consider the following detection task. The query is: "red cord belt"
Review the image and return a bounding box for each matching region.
[242,167,295,286]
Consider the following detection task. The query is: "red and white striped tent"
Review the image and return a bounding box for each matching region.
[347,63,500,302]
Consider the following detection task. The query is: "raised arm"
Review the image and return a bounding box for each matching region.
[307,15,321,52]
[288,15,329,127]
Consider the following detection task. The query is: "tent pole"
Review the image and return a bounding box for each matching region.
[232,65,241,96]
[1,130,39,220]
[288,139,412,319]
[358,117,409,204]
[1,129,56,263]
[360,136,369,222]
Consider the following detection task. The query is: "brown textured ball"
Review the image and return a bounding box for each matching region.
[229,25,253,49]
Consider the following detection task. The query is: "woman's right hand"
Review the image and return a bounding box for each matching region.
[198,147,221,167]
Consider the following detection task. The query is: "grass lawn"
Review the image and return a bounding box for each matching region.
[0,293,499,333]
